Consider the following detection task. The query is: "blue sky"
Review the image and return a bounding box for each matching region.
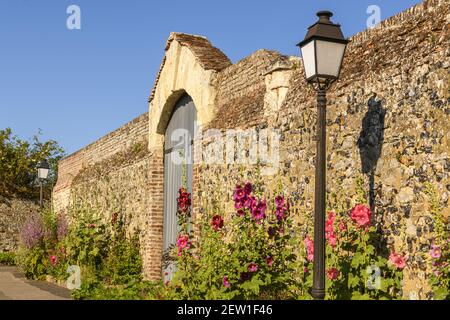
[0,0,422,154]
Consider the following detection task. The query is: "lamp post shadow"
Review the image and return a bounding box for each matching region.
[357,95,386,213]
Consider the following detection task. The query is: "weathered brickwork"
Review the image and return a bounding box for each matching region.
[53,112,149,213]
[53,0,449,299]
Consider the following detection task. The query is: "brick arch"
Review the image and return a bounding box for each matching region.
[142,33,230,280]
[148,32,231,150]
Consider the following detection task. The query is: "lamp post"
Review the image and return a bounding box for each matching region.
[36,159,50,209]
[297,11,348,300]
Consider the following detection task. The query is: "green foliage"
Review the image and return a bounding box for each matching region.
[323,222,403,300]
[72,280,164,300]
[424,182,450,300]
[164,178,304,300]
[63,209,109,270]
[0,252,16,265]
[16,246,47,280]
[160,167,408,301]
[17,204,145,300]
[0,127,65,200]
[102,220,142,285]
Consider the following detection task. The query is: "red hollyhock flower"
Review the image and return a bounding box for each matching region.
[350,204,371,228]
[223,276,230,288]
[211,214,224,231]
[248,262,258,272]
[177,187,192,213]
[50,255,57,266]
[327,267,340,280]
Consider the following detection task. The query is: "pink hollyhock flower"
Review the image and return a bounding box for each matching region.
[275,195,285,208]
[429,245,441,259]
[325,212,335,233]
[223,276,230,288]
[244,182,253,195]
[244,196,257,210]
[233,185,246,202]
[251,200,267,222]
[50,255,57,266]
[211,214,224,231]
[304,236,314,262]
[234,201,243,210]
[327,268,340,280]
[236,209,245,217]
[389,252,407,270]
[304,267,309,274]
[266,256,274,267]
[327,233,337,247]
[275,207,287,221]
[338,221,347,232]
[176,234,190,256]
[248,262,258,272]
[350,204,371,228]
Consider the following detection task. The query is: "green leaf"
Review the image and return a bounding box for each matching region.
[351,292,371,300]
[351,252,363,268]
[433,287,449,300]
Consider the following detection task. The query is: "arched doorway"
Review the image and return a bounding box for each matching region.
[162,94,197,280]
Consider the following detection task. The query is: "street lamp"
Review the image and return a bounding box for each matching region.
[36,159,50,209]
[297,11,348,300]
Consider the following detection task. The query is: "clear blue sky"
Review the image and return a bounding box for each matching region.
[0,0,422,155]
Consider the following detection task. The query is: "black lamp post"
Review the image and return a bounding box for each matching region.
[297,11,348,300]
[36,159,50,209]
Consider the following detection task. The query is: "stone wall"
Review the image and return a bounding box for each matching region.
[197,0,450,299]
[52,0,449,299]
[53,112,149,214]
[0,198,39,252]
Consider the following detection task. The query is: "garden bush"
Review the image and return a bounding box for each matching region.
[15,177,447,300]
[162,173,408,300]
[164,183,302,300]
[0,127,64,200]
[0,252,16,265]
[16,206,146,300]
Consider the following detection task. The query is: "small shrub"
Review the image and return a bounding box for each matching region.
[0,252,16,265]
[15,246,47,280]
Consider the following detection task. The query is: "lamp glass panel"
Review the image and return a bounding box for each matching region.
[316,40,346,78]
[300,40,316,79]
[38,168,49,179]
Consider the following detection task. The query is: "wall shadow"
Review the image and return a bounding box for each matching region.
[357,95,386,212]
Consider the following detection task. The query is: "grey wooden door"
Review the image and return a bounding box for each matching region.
[162,94,197,280]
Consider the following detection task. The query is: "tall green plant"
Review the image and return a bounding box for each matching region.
[0,128,65,200]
